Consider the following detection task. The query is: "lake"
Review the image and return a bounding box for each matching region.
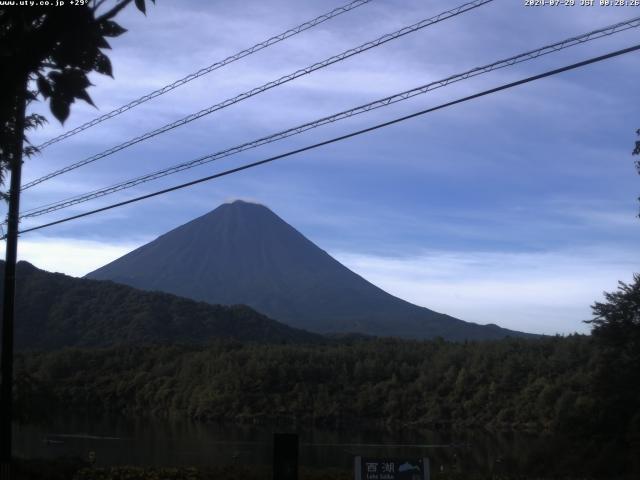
[12,414,639,478]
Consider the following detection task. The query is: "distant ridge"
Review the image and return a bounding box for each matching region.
[1,260,322,350]
[87,200,533,340]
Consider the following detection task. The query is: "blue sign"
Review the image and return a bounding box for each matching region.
[354,457,430,480]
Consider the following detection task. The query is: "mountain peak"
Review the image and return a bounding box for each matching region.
[206,198,278,222]
[222,198,267,209]
[86,202,532,340]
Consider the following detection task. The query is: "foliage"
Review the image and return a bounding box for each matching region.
[0,0,153,190]
[587,274,640,344]
[5,262,639,439]
[1,261,321,350]
[8,275,640,477]
[16,335,635,437]
[29,463,602,480]
[71,465,593,480]
[72,466,350,480]
[585,275,640,434]
[73,466,202,480]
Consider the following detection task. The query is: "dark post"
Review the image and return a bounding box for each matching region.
[0,74,27,477]
[273,433,298,480]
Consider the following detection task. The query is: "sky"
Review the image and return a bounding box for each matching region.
[6,0,640,335]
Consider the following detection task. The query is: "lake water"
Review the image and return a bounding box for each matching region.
[12,414,639,478]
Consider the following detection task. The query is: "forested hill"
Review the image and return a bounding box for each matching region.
[14,335,639,439]
[0,261,322,349]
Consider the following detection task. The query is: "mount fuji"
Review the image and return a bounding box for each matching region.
[86,200,530,340]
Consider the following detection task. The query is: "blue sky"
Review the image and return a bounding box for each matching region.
[8,0,640,334]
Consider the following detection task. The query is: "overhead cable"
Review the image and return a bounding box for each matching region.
[23,0,493,190]
[12,43,640,238]
[20,15,640,219]
[35,0,374,150]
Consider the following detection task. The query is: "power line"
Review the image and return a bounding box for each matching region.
[34,0,374,151]
[12,43,640,239]
[19,15,640,219]
[22,0,493,191]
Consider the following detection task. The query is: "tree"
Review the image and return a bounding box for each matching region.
[0,0,154,471]
[587,274,640,346]
[586,275,640,434]
[1,0,153,183]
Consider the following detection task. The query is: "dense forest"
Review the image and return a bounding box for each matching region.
[13,334,639,438]
[9,273,640,441]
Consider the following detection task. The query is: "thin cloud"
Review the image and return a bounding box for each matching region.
[333,247,640,335]
[17,237,143,277]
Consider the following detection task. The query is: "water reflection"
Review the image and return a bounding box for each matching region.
[13,414,639,478]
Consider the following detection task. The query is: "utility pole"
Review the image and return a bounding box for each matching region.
[0,71,27,478]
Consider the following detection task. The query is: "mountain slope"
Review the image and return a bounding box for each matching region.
[1,261,322,350]
[87,200,530,340]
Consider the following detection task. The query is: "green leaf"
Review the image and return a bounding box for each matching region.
[100,20,127,38]
[96,36,111,50]
[24,146,40,158]
[52,69,92,101]
[76,89,96,107]
[24,114,47,131]
[47,70,62,82]
[50,96,70,124]
[134,0,146,14]
[36,74,52,99]
[94,51,113,77]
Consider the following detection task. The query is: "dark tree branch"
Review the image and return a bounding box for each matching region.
[92,0,108,12]
[96,0,134,22]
